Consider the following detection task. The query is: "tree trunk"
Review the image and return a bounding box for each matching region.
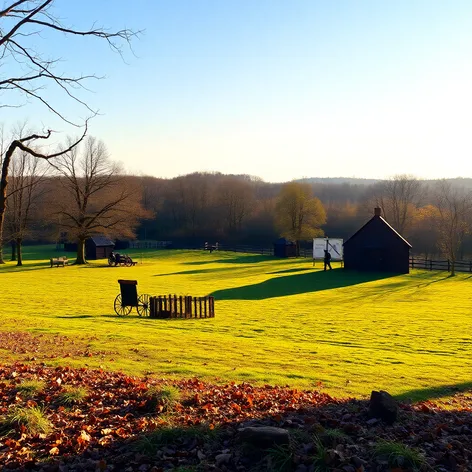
[76,238,86,264]
[0,191,5,264]
[0,140,16,265]
[10,240,16,261]
[16,238,23,266]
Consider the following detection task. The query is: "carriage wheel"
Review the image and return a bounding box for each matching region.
[137,294,150,317]
[125,257,133,267]
[114,294,132,316]
[108,256,114,267]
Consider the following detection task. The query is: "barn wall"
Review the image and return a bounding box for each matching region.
[344,218,410,273]
[85,241,97,260]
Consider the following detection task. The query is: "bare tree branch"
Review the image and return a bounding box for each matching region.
[0,0,140,124]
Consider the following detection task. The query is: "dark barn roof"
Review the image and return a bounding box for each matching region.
[89,236,115,247]
[343,208,411,273]
[344,215,412,248]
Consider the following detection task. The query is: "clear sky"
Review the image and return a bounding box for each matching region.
[4,0,472,182]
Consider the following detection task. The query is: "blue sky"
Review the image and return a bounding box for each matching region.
[4,0,472,182]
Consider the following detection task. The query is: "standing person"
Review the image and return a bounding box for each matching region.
[324,250,332,271]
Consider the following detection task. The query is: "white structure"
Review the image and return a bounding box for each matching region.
[313,238,343,261]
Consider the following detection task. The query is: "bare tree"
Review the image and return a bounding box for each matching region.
[0,127,87,262]
[434,180,472,276]
[408,205,441,259]
[216,176,254,237]
[5,148,48,265]
[369,174,425,234]
[0,0,138,123]
[0,1,139,262]
[48,137,149,264]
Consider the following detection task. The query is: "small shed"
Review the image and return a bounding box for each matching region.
[343,208,412,273]
[274,238,297,258]
[85,236,115,260]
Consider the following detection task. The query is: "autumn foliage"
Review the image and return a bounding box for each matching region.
[1,362,472,471]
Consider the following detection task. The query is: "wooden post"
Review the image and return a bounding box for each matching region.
[149,296,154,318]
[204,297,207,318]
[174,294,177,318]
[448,260,450,272]
[411,256,414,269]
[179,295,183,317]
[209,296,214,317]
[430,260,432,271]
[193,297,197,319]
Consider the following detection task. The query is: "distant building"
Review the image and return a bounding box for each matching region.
[343,208,411,273]
[85,236,115,260]
[273,238,297,258]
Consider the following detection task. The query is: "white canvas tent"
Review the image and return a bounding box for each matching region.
[313,238,343,263]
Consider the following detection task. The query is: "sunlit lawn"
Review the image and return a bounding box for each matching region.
[1,245,471,401]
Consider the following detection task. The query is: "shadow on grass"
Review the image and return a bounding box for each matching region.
[154,267,239,277]
[268,268,312,274]
[211,268,397,300]
[0,262,53,272]
[183,254,281,265]
[395,381,472,402]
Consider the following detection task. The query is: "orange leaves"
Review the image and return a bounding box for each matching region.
[76,430,91,447]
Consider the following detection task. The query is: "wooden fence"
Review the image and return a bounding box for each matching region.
[410,256,472,273]
[129,240,172,249]
[202,244,314,258]
[149,295,215,319]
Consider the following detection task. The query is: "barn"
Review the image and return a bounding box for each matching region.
[343,208,412,273]
[273,238,297,258]
[85,236,115,260]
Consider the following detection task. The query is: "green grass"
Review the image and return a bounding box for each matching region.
[17,380,46,397]
[1,245,472,400]
[0,405,52,436]
[137,425,219,456]
[373,440,425,470]
[57,385,88,405]
[147,385,181,407]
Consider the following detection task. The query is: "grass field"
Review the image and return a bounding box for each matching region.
[1,245,471,401]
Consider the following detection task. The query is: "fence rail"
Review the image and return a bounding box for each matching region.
[129,240,172,249]
[202,244,315,258]
[410,256,472,273]
[149,295,215,319]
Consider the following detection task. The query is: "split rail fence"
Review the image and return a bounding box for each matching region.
[149,295,215,319]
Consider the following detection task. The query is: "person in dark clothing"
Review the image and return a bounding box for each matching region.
[324,250,332,271]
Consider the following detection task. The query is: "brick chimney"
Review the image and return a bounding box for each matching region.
[374,207,381,217]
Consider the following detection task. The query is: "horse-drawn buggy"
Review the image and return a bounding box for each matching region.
[108,251,137,267]
[114,279,150,316]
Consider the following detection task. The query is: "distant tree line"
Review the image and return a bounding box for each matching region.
[4,128,472,270]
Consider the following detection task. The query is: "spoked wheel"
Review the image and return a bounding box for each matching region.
[125,257,133,267]
[137,294,150,317]
[114,294,132,316]
[108,256,114,267]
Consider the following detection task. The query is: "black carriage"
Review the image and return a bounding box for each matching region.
[108,252,136,267]
[114,279,150,316]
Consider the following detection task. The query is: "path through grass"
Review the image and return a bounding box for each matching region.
[1,245,471,400]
